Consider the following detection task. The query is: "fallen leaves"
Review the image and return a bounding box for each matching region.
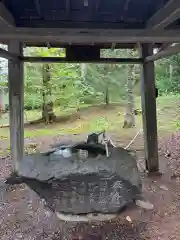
[126,216,132,223]
[159,185,168,191]
[135,199,154,210]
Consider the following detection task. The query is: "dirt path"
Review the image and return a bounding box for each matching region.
[0,133,180,239]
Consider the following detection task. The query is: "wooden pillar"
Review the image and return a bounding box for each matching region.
[140,43,159,172]
[8,40,24,172]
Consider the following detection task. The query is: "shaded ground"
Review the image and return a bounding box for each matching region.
[0,132,180,240]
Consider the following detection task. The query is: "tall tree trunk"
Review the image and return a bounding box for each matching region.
[104,85,109,105]
[123,63,135,128]
[0,89,3,118]
[104,64,112,105]
[81,63,87,80]
[42,64,56,124]
[169,64,173,82]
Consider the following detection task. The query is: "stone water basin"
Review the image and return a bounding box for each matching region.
[7,144,142,222]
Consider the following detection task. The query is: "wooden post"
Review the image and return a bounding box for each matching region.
[140,43,159,172]
[8,40,24,172]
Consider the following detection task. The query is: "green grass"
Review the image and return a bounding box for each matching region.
[0,104,91,125]
[156,95,180,133]
[0,95,180,140]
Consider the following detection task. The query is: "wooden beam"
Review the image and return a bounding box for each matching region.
[65,0,70,19]
[22,42,140,49]
[140,43,159,172]
[0,2,15,27]
[95,0,100,13]
[146,0,180,30]
[34,0,41,16]
[0,47,20,60]
[8,40,24,172]
[15,20,143,29]
[22,56,143,64]
[1,28,180,43]
[146,43,180,61]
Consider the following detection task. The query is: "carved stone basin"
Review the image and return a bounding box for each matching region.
[7,141,142,219]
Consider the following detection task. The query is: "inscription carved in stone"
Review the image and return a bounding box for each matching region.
[14,146,142,214]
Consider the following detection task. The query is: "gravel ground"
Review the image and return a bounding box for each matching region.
[1,132,180,239]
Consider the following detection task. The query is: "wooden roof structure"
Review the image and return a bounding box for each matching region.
[1,0,180,174]
[0,0,180,50]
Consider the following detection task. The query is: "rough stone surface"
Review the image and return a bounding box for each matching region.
[14,145,142,214]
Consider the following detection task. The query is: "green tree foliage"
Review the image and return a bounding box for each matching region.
[155,54,180,95]
[0,44,8,85]
[0,45,178,114]
[23,48,132,109]
[24,47,82,110]
[123,49,139,128]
